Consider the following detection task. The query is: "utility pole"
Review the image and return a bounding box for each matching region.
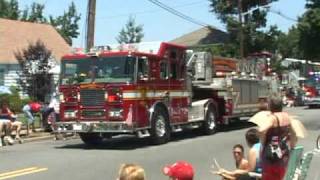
[86,0,96,51]
[238,0,244,59]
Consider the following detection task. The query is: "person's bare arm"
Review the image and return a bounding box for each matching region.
[289,125,297,148]
[247,148,257,172]
[259,117,274,145]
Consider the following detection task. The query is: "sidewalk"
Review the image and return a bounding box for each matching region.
[14,128,54,143]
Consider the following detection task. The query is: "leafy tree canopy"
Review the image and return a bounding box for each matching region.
[14,40,54,101]
[117,16,144,44]
[296,0,320,61]
[49,2,81,45]
[209,0,279,57]
[0,0,19,19]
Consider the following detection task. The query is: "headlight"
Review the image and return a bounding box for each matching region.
[109,109,123,118]
[105,92,108,100]
[59,94,64,102]
[64,110,77,118]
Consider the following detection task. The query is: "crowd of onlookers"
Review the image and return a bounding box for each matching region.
[0,101,43,147]
[115,97,298,180]
[1,97,299,180]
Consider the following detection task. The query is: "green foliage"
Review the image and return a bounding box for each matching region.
[117,16,144,44]
[21,2,47,23]
[0,86,28,113]
[190,44,237,57]
[278,27,301,59]
[0,0,19,19]
[14,40,53,102]
[296,1,320,61]
[209,0,279,57]
[49,2,81,45]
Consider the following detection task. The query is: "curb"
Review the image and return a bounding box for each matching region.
[22,135,54,143]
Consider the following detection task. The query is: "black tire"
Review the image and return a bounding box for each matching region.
[203,105,217,135]
[79,133,103,146]
[317,135,320,149]
[150,107,170,145]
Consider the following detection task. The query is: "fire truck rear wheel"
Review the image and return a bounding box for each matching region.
[203,106,217,135]
[150,107,170,145]
[79,133,103,146]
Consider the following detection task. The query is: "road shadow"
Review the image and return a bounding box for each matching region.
[55,120,256,151]
[303,107,320,110]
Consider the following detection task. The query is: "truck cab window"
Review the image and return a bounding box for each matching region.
[170,63,177,79]
[138,57,149,80]
[160,62,168,79]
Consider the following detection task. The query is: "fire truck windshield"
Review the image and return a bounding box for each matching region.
[60,56,135,84]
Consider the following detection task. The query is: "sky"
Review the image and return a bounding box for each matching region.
[19,0,307,48]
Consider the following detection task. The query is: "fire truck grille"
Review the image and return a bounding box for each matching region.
[80,89,105,106]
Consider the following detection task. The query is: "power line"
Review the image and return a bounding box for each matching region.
[269,9,298,22]
[96,1,206,20]
[146,0,212,28]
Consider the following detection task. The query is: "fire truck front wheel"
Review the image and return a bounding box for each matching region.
[150,107,170,145]
[203,106,217,135]
[79,133,103,146]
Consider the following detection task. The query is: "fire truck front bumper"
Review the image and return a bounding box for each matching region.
[54,121,135,133]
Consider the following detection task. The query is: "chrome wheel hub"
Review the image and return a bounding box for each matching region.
[155,115,166,137]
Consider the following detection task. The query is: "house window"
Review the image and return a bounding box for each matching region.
[0,69,4,86]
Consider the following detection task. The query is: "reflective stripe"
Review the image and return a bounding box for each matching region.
[123,92,142,99]
[123,90,189,99]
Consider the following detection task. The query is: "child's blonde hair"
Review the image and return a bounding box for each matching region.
[118,164,146,180]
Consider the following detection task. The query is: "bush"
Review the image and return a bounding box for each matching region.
[0,86,31,113]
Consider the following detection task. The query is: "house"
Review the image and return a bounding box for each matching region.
[0,18,70,88]
[170,26,229,47]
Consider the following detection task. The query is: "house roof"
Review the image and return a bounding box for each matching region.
[171,26,229,47]
[0,18,71,64]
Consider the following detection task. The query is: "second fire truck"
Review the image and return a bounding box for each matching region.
[56,42,270,145]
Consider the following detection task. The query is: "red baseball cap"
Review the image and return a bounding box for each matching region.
[163,161,194,180]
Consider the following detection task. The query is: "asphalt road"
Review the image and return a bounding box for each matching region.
[0,107,319,180]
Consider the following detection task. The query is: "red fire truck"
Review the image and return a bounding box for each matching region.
[56,42,270,145]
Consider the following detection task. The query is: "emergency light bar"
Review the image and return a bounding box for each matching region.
[71,42,166,56]
[108,42,162,54]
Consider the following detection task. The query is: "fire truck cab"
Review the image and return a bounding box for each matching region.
[57,42,269,145]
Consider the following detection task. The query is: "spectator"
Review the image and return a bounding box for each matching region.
[0,103,15,145]
[117,163,146,180]
[42,93,60,131]
[0,121,6,147]
[245,128,262,175]
[163,161,194,180]
[235,128,262,180]
[212,144,249,180]
[22,102,42,132]
[259,98,297,180]
[9,110,23,144]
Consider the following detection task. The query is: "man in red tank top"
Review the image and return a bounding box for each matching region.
[22,102,42,132]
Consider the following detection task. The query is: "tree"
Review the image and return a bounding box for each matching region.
[209,0,279,57]
[14,40,54,102]
[296,0,320,61]
[21,2,47,23]
[49,2,81,45]
[0,0,19,19]
[117,16,144,44]
[277,26,301,59]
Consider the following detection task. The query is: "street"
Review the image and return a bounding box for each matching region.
[0,107,319,180]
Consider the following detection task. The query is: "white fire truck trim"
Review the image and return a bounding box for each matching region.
[123,90,190,100]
